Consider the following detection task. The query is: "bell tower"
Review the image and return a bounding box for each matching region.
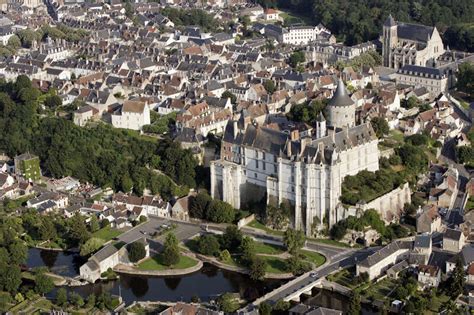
[383,14,398,68]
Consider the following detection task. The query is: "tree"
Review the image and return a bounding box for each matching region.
[162,233,180,266]
[86,294,96,309]
[68,213,90,246]
[222,90,237,105]
[450,257,466,298]
[206,200,235,223]
[89,215,100,233]
[219,249,231,262]
[128,241,147,263]
[263,80,276,94]
[70,292,84,308]
[259,301,272,315]
[44,95,62,109]
[120,174,133,193]
[239,236,256,266]
[190,192,212,219]
[348,291,361,315]
[250,257,267,280]
[273,299,290,312]
[56,288,67,307]
[17,29,40,48]
[221,225,243,253]
[80,238,105,257]
[457,62,474,98]
[39,217,57,241]
[218,293,239,313]
[289,51,305,68]
[198,234,221,256]
[265,203,290,230]
[285,254,311,275]
[35,272,54,296]
[370,117,389,138]
[283,228,305,255]
[8,241,28,265]
[1,265,21,293]
[7,35,21,50]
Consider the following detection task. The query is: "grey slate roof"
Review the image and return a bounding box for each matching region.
[358,241,412,268]
[328,79,354,107]
[397,22,434,43]
[444,228,462,241]
[414,234,431,248]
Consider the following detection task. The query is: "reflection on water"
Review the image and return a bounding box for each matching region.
[27,248,84,277]
[28,249,283,304]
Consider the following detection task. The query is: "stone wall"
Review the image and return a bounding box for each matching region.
[237,214,255,229]
[342,183,411,223]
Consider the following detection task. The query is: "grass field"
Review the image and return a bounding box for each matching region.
[92,227,122,241]
[259,256,288,274]
[361,278,398,300]
[254,242,285,255]
[327,269,359,289]
[138,254,198,270]
[247,220,284,236]
[301,250,326,267]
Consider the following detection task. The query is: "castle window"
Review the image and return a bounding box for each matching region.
[254,173,257,178]
[263,162,266,171]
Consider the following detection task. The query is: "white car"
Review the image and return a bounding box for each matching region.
[310,272,317,278]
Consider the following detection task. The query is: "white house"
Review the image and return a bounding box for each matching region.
[111,100,151,131]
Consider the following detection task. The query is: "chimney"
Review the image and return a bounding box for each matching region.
[287,140,292,157]
[290,129,300,141]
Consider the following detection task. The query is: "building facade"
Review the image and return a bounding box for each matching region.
[382,15,444,69]
[210,80,379,235]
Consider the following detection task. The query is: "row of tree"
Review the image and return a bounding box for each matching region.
[189,192,236,223]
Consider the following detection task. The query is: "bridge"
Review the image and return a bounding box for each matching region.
[239,248,375,314]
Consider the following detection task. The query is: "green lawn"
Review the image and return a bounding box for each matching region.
[361,278,398,300]
[247,220,284,236]
[138,254,198,270]
[92,227,122,241]
[254,242,285,255]
[259,256,288,274]
[301,250,326,267]
[327,269,359,289]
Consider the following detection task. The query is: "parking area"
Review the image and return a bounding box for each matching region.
[117,217,201,245]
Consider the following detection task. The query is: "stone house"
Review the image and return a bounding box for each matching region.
[443,228,465,253]
[417,264,441,288]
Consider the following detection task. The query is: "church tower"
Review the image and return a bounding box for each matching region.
[382,14,398,68]
[327,79,355,129]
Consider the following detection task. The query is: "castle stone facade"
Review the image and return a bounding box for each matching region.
[210,80,379,235]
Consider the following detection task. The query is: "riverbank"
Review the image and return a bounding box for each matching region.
[114,259,203,277]
[196,254,294,280]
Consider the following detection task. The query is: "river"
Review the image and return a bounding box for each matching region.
[27,248,282,304]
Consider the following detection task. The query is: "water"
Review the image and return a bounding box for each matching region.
[27,248,84,278]
[27,248,282,304]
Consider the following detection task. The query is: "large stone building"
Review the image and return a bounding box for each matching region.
[210,80,379,235]
[382,15,444,69]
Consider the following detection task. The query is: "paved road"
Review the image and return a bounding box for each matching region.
[240,227,350,262]
[240,247,377,313]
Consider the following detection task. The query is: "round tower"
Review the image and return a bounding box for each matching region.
[327,79,355,129]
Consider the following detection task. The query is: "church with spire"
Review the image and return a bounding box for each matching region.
[210,80,379,235]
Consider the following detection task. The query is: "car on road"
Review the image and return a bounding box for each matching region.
[310,272,317,278]
[141,230,147,235]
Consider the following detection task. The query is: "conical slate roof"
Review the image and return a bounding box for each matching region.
[384,14,396,27]
[328,79,354,107]
[316,112,326,122]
